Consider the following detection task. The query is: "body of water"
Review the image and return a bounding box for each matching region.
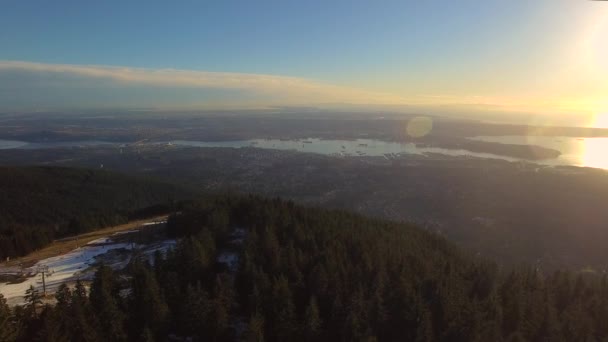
[0,140,29,149]
[170,139,522,161]
[1,136,607,170]
[470,136,608,170]
[0,140,118,150]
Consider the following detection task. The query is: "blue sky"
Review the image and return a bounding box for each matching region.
[0,1,552,76]
[0,0,606,120]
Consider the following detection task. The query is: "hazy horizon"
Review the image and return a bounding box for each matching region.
[1,0,607,126]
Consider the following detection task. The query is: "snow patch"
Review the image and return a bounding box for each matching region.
[0,222,175,306]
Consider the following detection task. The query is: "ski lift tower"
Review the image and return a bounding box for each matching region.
[36,265,51,296]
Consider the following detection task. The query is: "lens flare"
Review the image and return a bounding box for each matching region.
[406,117,433,138]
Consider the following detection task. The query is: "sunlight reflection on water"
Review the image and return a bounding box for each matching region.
[471,136,608,170]
[581,137,608,170]
[1,136,607,170]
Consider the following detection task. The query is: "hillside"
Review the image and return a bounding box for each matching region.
[3,145,608,271]
[0,166,190,259]
[4,195,606,341]
[162,197,608,341]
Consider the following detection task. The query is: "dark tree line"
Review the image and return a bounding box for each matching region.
[0,166,190,259]
[2,195,608,341]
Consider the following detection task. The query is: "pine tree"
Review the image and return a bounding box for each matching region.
[210,274,233,340]
[343,286,372,341]
[54,284,72,307]
[24,285,42,318]
[304,296,322,340]
[501,272,524,335]
[476,293,503,341]
[535,290,563,342]
[73,279,88,304]
[176,283,210,338]
[40,306,71,342]
[0,293,17,342]
[415,306,434,342]
[129,261,169,339]
[44,284,74,341]
[246,311,265,342]
[271,275,296,340]
[561,300,595,342]
[69,282,100,342]
[89,265,127,341]
[140,326,155,342]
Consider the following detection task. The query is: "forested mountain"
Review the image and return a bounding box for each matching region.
[0,166,190,259]
[3,196,607,341]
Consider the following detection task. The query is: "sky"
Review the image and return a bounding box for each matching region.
[0,0,607,124]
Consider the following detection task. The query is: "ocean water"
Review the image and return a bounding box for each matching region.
[469,136,608,170]
[1,136,607,170]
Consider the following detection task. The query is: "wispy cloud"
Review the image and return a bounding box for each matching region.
[2,61,600,117]
[0,60,407,108]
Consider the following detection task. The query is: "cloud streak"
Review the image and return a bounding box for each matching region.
[2,60,600,118]
[0,60,407,108]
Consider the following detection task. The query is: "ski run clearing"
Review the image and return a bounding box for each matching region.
[0,218,173,306]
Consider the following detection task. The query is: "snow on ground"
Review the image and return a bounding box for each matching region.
[217,252,239,272]
[96,239,178,270]
[216,227,248,272]
[142,240,178,263]
[0,222,176,306]
[142,220,167,226]
[0,240,134,306]
[231,227,247,245]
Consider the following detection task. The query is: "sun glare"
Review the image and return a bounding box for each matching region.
[581,137,608,170]
[576,112,608,169]
[584,8,608,74]
[592,112,608,128]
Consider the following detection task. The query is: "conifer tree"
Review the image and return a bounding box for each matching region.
[24,285,42,318]
[89,265,127,341]
[0,293,17,342]
[129,261,169,339]
[176,283,210,338]
[304,296,322,340]
[69,281,100,342]
[271,275,296,340]
[210,274,233,340]
[246,311,265,342]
